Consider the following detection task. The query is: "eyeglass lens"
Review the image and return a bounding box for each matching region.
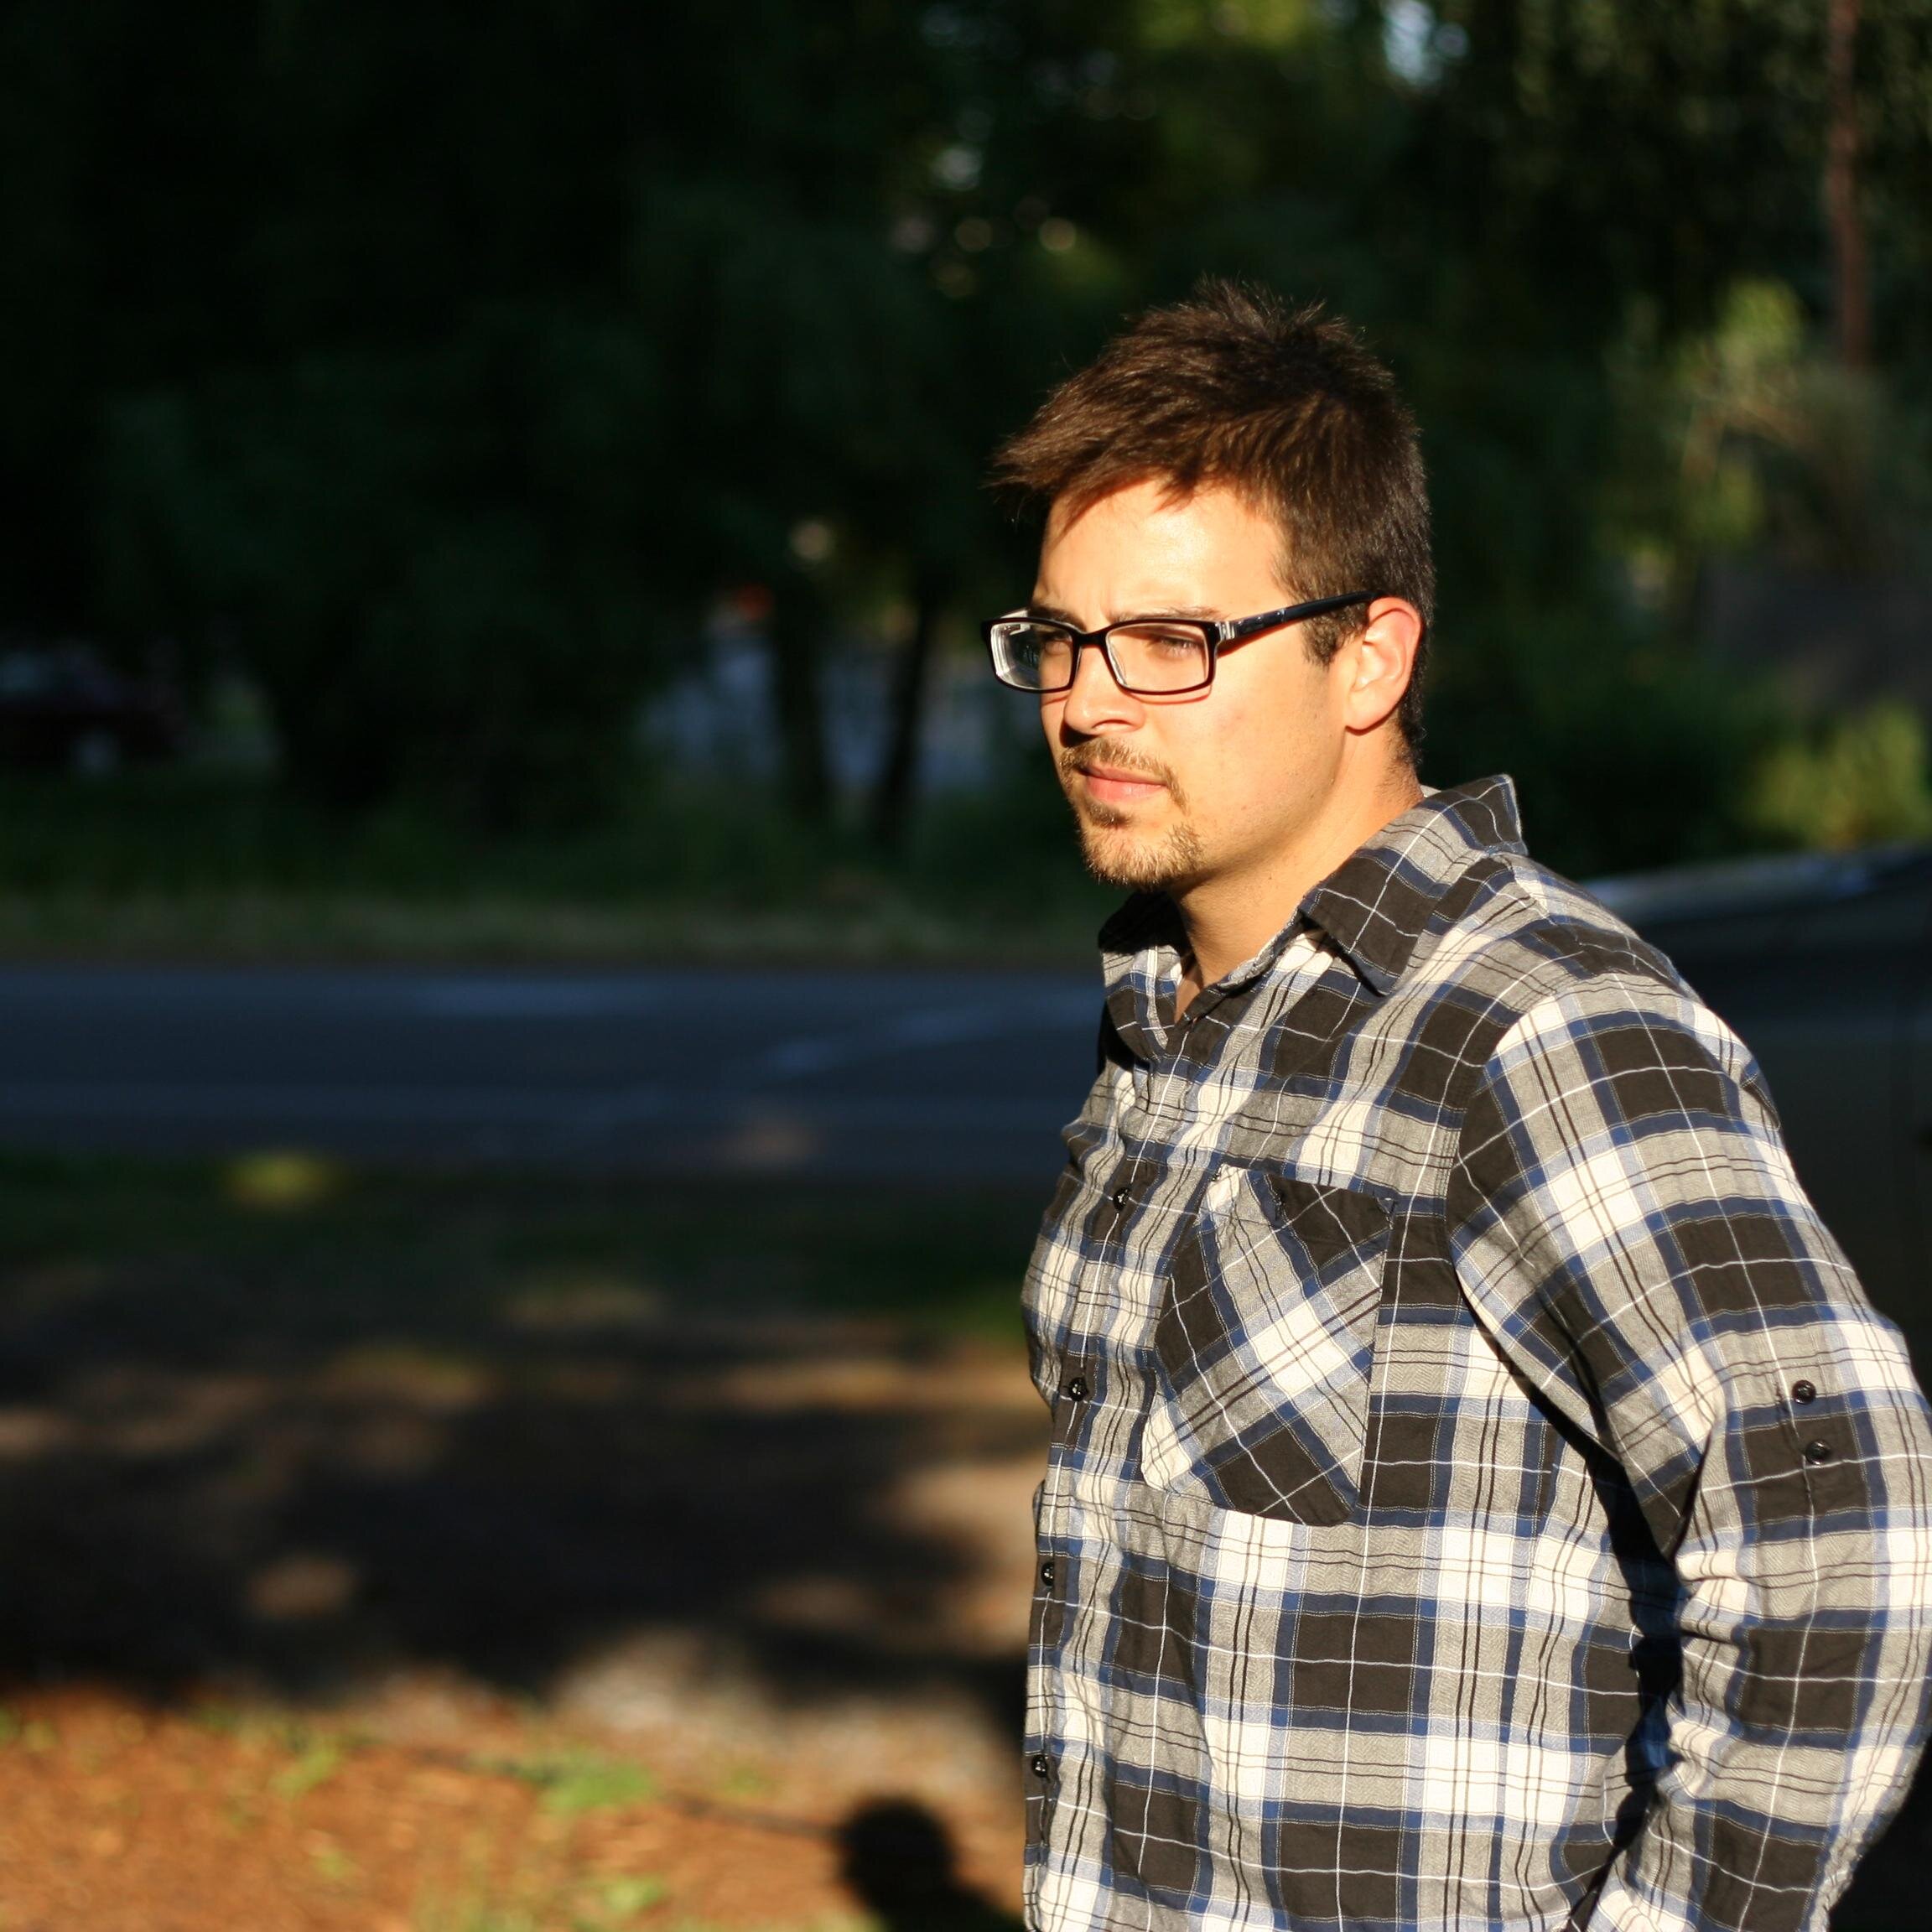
[996,622,1210,693]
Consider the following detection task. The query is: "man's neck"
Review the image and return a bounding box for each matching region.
[1172,768,1424,1011]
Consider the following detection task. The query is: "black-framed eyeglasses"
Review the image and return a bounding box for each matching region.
[982,592,1374,696]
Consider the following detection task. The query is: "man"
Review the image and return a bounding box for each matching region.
[987,282,1932,1932]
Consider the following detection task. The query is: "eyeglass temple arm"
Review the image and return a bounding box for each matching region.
[1213,592,1374,644]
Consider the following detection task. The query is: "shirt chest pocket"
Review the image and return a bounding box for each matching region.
[1140,1168,1390,1526]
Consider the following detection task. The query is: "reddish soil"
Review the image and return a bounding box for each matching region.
[0,1254,1044,1932]
[0,1682,1024,1930]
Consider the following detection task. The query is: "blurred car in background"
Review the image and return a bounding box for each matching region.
[1596,845,1932,1359]
[0,642,185,773]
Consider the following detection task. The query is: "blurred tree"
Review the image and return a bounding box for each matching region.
[1826,0,1871,367]
[80,0,680,825]
[1748,699,1932,849]
[620,2,1123,824]
[4,0,1932,865]
[103,310,674,826]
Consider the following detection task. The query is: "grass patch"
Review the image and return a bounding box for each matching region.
[418,1908,858,1932]
[481,1749,657,1815]
[307,1836,358,1885]
[0,766,1113,965]
[0,1144,1047,1708]
[272,1736,348,1799]
[591,1874,670,1916]
[0,1150,1044,1362]
[413,1866,861,1932]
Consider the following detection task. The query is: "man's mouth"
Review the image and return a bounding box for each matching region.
[1061,748,1174,814]
[1080,766,1167,809]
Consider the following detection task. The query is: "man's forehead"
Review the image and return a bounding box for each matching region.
[1042,472,1224,538]
[1036,477,1290,608]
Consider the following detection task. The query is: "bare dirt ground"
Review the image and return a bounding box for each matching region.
[0,1310,1040,1932]
[0,1155,1925,1930]
[0,1673,1025,1931]
[0,1160,1045,1930]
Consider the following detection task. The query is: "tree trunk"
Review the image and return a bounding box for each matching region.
[1826,0,1869,368]
[870,571,947,849]
[769,571,833,822]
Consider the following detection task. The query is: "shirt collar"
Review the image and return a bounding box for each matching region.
[1097,776,1524,1049]
[1298,774,1525,995]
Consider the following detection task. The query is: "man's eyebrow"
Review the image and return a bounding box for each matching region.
[1021,601,1223,626]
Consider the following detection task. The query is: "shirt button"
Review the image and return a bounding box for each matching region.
[1063,1375,1090,1401]
[1109,1187,1131,1210]
[1029,1753,1052,1779]
[1791,1379,1818,1405]
[1803,1439,1835,1464]
[1040,1561,1056,1588]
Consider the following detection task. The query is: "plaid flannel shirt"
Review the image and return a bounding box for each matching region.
[1021,776,1932,1932]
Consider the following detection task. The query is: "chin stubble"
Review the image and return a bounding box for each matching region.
[1056,744,1207,891]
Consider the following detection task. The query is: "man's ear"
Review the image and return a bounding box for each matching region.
[1341,598,1425,736]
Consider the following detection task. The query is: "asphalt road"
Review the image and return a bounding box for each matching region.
[0,964,1102,1181]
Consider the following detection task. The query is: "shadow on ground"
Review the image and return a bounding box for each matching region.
[0,1159,1046,1750]
[839,1800,1024,1932]
[0,1317,1043,1727]
[0,1153,1924,1924]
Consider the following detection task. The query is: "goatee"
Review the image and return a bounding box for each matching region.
[1056,744,1206,891]
[1076,817,1208,890]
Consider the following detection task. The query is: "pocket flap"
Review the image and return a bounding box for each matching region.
[1263,1174,1389,1267]
[1143,1167,1391,1526]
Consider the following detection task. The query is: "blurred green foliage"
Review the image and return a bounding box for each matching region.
[1747,700,1932,851]
[104,315,673,824]
[0,762,1117,962]
[4,0,1932,875]
[0,1149,1047,1343]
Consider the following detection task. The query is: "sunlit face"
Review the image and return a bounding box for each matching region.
[1033,479,1356,894]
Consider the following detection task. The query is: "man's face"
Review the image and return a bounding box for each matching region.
[1033,479,1357,894]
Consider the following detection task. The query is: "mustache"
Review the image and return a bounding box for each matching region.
[1057,742,1180,792]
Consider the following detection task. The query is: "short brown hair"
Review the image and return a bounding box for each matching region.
[991,279,1433,752]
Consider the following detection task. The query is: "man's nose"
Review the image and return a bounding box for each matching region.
[1057,637,1143,735]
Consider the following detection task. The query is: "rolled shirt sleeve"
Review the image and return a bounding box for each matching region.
[1447,981,1932,1932]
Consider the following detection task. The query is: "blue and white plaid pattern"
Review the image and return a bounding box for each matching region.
[1021,776,1932,1932]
